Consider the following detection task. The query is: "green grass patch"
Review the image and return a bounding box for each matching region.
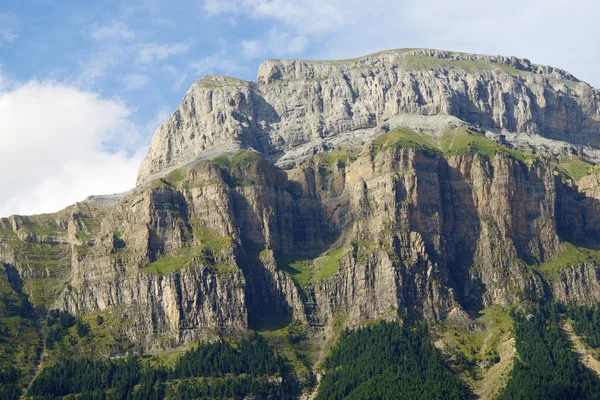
[230,149,263,169]
[75,231,92,240]
[141,223,233,275]
[189,221,232,251]
[166,168,186,184]
[0,228,17,239]
[210,150,263,170]
[369,128,532,162]
[278,257,313,287]
[140,247,221,275]
[403,55,526,75]
[535,242,600,273]
[148,178,171,189]
[22,223,59,237]
[351,240,378,263]
[372,128,440,156]
[431,306,512,379]
[315,247,346,281]
[211,155,231,168]
[321,148,358,168]
[559,161,596,182]
[441,128,528,161]
[260,321,314,380]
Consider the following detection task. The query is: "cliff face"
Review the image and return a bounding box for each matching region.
[4,141,600,351]
[137,49,600,183]
[3,49,600,357]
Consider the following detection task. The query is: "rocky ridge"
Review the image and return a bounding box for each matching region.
[3,48,600,397]
[137,48,600,183]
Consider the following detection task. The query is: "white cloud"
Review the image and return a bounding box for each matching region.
[91,22,134,41]
[137,42,191,65]
[122,73,149,90]
[0,81,146,217]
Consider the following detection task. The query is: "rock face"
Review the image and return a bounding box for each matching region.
[3,48,600,356]
[137,49,600,183]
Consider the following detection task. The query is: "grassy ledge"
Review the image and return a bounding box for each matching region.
[535,242,600,273]
[140,223,233,275]
[557,160,597,183]
[372,128,440,156]
[440,128,528,161]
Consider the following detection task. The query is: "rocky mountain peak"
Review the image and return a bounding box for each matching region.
[136,48,599,185]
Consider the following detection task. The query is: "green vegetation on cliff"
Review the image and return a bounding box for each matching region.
[535,242,600,274]
[440,128,528,161]
[316,321,471,399]
[28,334,296,399]
[372,128,440,156]
[567,303,600,358]
[371,127,531,162]
[497,303,600,399]
[403,54,526,75]
[0,265,40,400]
[279,246,348,287]
[140,223,233,275]
[430,306,512,380]
[558,160,597,182]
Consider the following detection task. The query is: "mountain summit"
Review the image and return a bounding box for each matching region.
[3,49,600,399]
[138,48,600,184]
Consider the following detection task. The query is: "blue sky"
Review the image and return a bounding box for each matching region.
[0,0,599,216]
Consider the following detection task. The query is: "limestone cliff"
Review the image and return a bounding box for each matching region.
[137,48,600,183]
[2,49,600,360]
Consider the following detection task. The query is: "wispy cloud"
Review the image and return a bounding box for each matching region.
[122,73,149,90]
[76,47,121,88]
[91,21,134,41]
[137,42,191,65]
[203,0,347,35]
[164,65,189,92]
[240,29,307,59]
[0,12,18,46]
[240,40,262,58]
[189,49,246,77]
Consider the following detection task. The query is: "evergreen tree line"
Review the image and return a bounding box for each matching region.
[28,334,294,400]
[315,321,472,400]
[172,334,285,378]
[45,309,90,349]
[0,267,38,400]
[567,303,600,349]
[497,302,600,400]
[0,360,21,400]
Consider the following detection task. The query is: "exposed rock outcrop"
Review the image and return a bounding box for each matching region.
[2,49,600,357]
[137,49,600,183]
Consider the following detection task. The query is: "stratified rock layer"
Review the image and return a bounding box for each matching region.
[138,49,600,183]
[2,49,600,356]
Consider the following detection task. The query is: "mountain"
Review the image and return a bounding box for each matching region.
[3,48,600,399]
